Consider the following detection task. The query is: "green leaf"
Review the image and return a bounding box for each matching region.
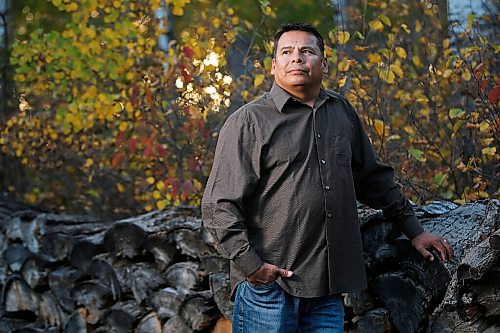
[446,56,455,69]
[378,14,392,27]
[449,108,465,119]
[410,149,426,162]
[353,31,364,40]
[433,172,447,186]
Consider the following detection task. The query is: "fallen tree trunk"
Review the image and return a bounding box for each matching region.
[0,199,498,332]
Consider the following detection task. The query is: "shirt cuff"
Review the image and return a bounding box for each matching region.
[233,248,263,277]
[400,214,425,240]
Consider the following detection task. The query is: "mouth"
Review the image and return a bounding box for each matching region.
[288,69,308,74]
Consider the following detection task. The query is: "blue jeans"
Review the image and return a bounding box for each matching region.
[232,280,344,333]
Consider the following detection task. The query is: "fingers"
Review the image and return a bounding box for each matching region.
[438,238,454,261]
[247,263,292,284]
[418,247,435,262]
[277,267,293,278]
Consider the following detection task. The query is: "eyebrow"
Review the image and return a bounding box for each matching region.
[279,46,317,52]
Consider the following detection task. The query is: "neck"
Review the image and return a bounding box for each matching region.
[287,86,320,108]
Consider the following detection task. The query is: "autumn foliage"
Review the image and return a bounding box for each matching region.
[0,0,498,217]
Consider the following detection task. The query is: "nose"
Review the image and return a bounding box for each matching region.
[291,49,304,63]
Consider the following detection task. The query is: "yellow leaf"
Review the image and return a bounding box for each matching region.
[442,38,450,49]
[67,2,78,12]
[396,47,407,59]
[369,20,384,31]
[337,31,350,45]
[172,6,184,16]
[400,24,411,34]
[379,68,396,84]
[254,74,265,87]
[412,55,422,68]
[353,45,369,51]
[374,119,385,137]
[378,14,392,27]
[156,181,165,190]
[338,76,347,88]
[443,69,453,78]
[153,190,161,199]
[416,20,422,33]
[403,125,415,135]
[263,57,273,71]
[479,121,490,132]
[481,147,496,156]
[156,200,167,210]
[368,53,382,64]
[461,70,471,81]
[146,177,155,184]
[118,122,128,131]
[338,59,350,72]
[145,204,153,212]
[116,183,124,193]
[390,64,404,78]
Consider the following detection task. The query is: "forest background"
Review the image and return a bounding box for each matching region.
[0,0,498,219]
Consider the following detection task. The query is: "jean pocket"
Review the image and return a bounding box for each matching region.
[246,279,277,290]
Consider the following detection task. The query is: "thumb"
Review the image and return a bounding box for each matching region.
[278,268,293,278]
[418,248,434,262]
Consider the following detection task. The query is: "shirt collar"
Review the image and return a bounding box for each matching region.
[270,82,338,113]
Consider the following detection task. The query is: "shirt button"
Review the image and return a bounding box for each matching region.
[325,185,330,190]
[317,133,321,138]
[327,213,332,218]
[321,159,326,164]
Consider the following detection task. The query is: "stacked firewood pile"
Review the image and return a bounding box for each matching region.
[345,200,500,333]
[0,199,498,332]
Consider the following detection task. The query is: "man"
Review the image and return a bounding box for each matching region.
[201,22,454,332]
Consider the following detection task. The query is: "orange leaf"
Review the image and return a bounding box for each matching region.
[480,78,491,93]
[488,85,500,104]
[474,63,484,80]
[157,144,167,158]
[111,153,123,168]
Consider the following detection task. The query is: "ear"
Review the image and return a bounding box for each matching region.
[271,58,276,75]
[322,58,328,74]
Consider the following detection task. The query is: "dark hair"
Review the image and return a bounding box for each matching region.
[273,22,325,58]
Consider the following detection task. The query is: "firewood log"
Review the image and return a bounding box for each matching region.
[36,291,65,328]
[64,307,89,333]
[209,273,232,319]
[135,311,162,333]
[103,222,146,259]
[180,294,219,331]
[141,232,176,271]
[47,267,83,312]
[3,276,38,316]
[151,287,187,319]
[165,262,200,292]
[4,244,31,272]
[21,257,48,290]
[171,229,217,259]
[162,315,193,333]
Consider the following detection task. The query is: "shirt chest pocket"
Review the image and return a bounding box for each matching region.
[331,133,352,167]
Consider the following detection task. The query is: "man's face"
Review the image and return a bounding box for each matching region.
[271,30,328,93]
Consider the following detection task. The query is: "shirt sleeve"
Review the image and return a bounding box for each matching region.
[346,100,425,240]
[201,109,264,276]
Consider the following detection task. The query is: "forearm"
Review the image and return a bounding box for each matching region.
[201,200,263,276]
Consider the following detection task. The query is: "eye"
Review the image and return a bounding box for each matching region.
[282,50,290,55]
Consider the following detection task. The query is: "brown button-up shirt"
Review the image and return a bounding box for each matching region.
[201,82,424,299]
